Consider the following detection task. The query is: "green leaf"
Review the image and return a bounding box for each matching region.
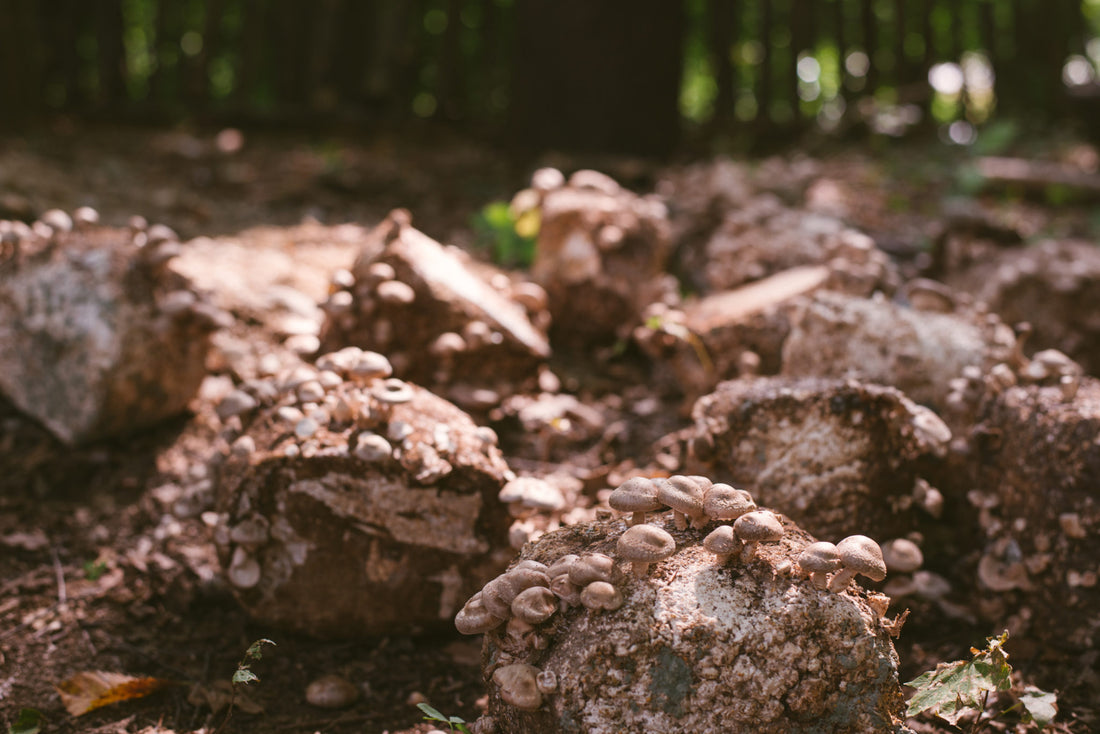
[1019,686,1058,727]
[417,702,447,722]
[905,631,1012,725]
[8,708,43,734]
[243,639,275,661]
[232,669,259,685]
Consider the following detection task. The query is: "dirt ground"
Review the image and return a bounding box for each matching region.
[1,122,1098,734]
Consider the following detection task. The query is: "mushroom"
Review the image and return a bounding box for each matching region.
[616,524,676,577]
[567,553,616,586]
[733,510,785,563]
[499,477,566,518]
[702,483,756,523]
[580,581,623,611]
[828,535,887,592]
[227,546,261,589]
[511,586,558,625]
[305,674,359,708]
[481,566,550,619]
[880,538,923,574]
[607,476,665,526]
[492,664,543,710]
[455,591,505,634]
[657,475,708,530]
[797,541,841,590]
[703,525,738,566]
[550,573,582,608]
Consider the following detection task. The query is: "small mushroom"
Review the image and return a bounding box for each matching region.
[657,475,708,530]
[492,664,543,710]
[702,483,756,523]
[550,573,582,608]
[703,525,738,566]
[511,586,558,625]
[607,476,665,526]
[797,541,841,590]
[617,524,676,577]
[227,546,261,589]
[455,591,505,634]
[881,538,923,574]
[567,553,616,586]
[733,510,785,563]
[580,581,623,611]
[535,670,558,694]
[499,477,566,518]
[373,378,414,405]
[828,535,887,592]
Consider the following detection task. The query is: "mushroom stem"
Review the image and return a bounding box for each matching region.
[809,571,830,590]
[632,561,652,577]
[714,552,733,566]
[828,567,858,592]
[740,541,760,564]
[628,511,646,527]
[671,511,688,531]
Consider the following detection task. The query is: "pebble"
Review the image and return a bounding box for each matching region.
[305,674,360,708]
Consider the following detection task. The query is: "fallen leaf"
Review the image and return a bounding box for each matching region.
[187,680,264,715]
[0,530,49,552]
[8,707,43,734]
[55,671,177,716]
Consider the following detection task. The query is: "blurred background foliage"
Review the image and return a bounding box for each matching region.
[0,0,1097,154]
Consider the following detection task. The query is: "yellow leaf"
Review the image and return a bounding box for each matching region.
[55,671,176,716]
[514,208,541,239]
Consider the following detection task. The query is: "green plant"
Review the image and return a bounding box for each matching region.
[416,702,472,733]
[213,639,275,734]
[905,631,1057,732]
[471,200,538,268]
[82,559,108,581]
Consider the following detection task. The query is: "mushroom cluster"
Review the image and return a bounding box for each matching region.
[795,535,888,593]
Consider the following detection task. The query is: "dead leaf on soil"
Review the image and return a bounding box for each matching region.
[55,671,178,716]
[0,529,50,551]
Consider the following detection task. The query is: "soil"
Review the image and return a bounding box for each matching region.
[1,122,1097,734]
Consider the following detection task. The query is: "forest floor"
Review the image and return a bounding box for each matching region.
[1,121,1098,734]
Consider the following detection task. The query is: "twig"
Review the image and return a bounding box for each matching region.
[50,545,68,606]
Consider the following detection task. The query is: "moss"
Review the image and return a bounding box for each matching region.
[648,645,694,718]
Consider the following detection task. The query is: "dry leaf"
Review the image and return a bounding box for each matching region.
[55,671,176,716]
[186,680,265,715]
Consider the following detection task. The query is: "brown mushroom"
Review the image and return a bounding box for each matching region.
[733,510,785,563]
[657,476,708,530]
[702,484,756,523]
[511,586,558,625]
[455,591,505,634]
[797,541,841,590]
[568,553,616,586]
[580,581,623,611]
[828,535,887,592]
[703,525,739,566]
[608,476,665,526]
[493,664,543,710]
[616,524,676,577]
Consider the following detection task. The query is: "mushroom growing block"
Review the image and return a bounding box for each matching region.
[214,362,514,638]
[526,170,675,351]
[688,377,950,540]
[955,376,1100,704]
[474,518,907,733]
[318,210,550,406]
[0,214,223,444]
[781,290,1016,411]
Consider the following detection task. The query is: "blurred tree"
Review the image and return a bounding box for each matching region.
[509,0,685,155]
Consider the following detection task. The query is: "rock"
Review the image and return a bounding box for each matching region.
[319,210,550,403]
[945,239,1100,376]
[634,266,829,403]
[957,377,1100,702]
[214,356,514,637]
[687,377,950,540]
[473,518,906,733]
[781,291,1016,411]
[698,197,898,297]
[305,674,360,708]
[526,171,675,351]
[0,215,223,444]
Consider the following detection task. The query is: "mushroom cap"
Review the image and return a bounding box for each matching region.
[733,510,785,543]
[372,378,414,404]
[797,541,841,573]
[836,535,887,582]
[512,586,558,624]
[880,538,923,574]
[568,553,616,586]
[499,477,566,513]
[580,581,623,611]
[703,525,738,555]
[703,484,757,521]
[656,476,706,519]
[608,476,665,514]
[455,591,505,634]
[492,663,543,710]
[550,574,582,606]
[547,554,579,579]
[616,524,676,563]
